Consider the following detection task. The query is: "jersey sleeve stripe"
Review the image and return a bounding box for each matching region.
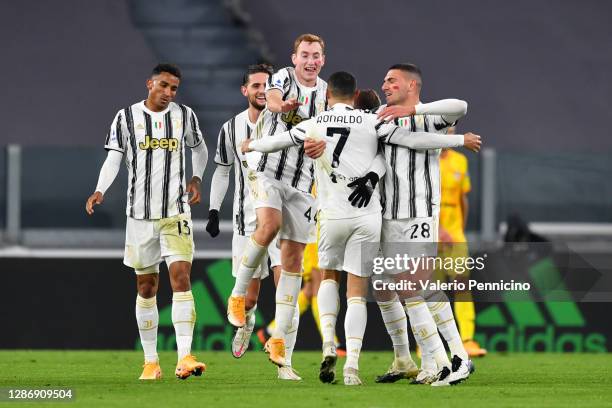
[116,113,124,150]
[219,126,229,163]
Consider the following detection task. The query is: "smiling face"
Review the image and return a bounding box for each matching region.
[146,71,179,111]
[291,41,325,86]
[242,72,269,111]
[381,69,420,106]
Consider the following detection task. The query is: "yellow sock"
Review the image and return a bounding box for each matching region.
[297,290,311,316]
[454,291,475,341]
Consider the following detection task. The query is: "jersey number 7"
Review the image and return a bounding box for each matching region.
[326,127,351,168]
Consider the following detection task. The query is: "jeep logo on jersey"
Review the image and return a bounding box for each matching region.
[139,136,179,151]
[281,110,304,126]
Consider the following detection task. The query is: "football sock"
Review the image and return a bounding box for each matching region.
[266,320,275,336]
[246,304,257,328]
[344,297,367,371]
[311,295,322,338]
[317,279,340,348]
[172,290,195,361]
[404,296,450,369]
[454,291,476,342]
[272,270,302,339]
[284,303,300,367]
[377,299,411,359]
[232,237,267,297]
[136,295,159,363]
[426,290,468,360]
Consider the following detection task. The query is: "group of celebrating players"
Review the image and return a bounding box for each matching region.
[86,32,483,387]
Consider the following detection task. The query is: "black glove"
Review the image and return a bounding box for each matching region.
[347,172,379,208]
[206,209,220,237]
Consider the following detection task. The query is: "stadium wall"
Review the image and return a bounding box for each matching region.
[3,256,609,352]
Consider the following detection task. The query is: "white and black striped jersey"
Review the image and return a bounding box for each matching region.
[214,109,257,236]
[104,101,203,220]
[285,104,404,220]
[250,67,327,193]
[378,104,456,220]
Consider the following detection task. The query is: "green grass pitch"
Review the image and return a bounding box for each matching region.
[1,351,611,407]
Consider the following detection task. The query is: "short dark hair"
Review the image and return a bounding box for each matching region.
[327,71,356,99]
[242,63,274,86]
[152,63,182,79]
[354,89,381,111]
[388,63,422,86]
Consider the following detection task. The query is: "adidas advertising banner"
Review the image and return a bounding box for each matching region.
[0,246,610,352]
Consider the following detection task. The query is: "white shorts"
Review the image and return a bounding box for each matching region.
[249,173,316,244]
[231,233,281,279]
[380,215,439,275]
[318,213,382,277]
[124,213,194,273]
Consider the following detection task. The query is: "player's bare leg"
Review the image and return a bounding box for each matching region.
[169,261,206,379]
[228,208,280,327]
[343,274,369,386]
[136,270,162,380]
[318,269,341,383]
[265,239,305,368]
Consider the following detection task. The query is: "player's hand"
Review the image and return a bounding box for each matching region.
[241,139,253,153]
[85,191,104,215]
[206,209,220,238]
[304,138,326,159]
[347,172,380,208]
[281,98,301,113]
[187,177,202,205]
[463,132,482,152]
[377,105,416,121]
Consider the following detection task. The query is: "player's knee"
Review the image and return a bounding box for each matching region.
[255,220,280,244]
[137,280,157,298]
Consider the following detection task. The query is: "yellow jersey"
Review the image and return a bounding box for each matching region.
[439,149,470,242]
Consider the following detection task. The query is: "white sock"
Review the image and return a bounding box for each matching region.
[344,297,367,371]
[232,237,267,297]
[172,290,195,361]
[246,304,257,330]
[377,300,411,359]
[426,291,468,360]
[404,296,450,369]
[284,302,300,367]
[272,270,302,339]
[317,279,340,347]
[136,295,158,363]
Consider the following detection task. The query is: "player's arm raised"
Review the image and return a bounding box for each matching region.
[379,122,481,152]
[86,149,123,215]
[242,120,316,153]
[377,99,468,122]
[266,88,301,113]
